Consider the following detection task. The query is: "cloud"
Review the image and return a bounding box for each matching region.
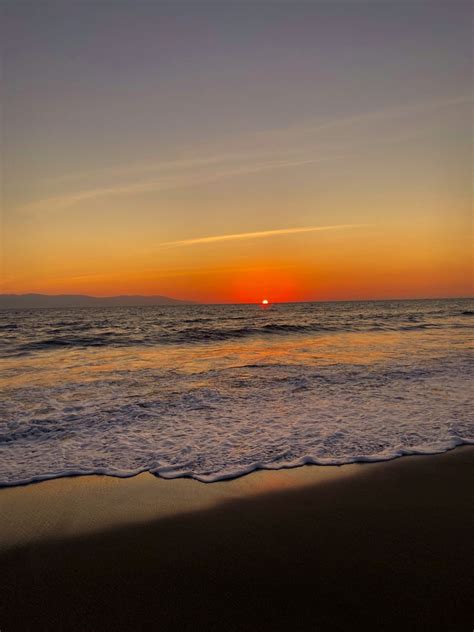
[19,157,325,215]
[160,224,368,247]
[18,94,471,216]
[251,95,473,143]
[45,152,247,185]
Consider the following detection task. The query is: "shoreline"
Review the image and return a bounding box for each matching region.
[1,439,472,489]
[1,446,473,630]
[1,445,472,549]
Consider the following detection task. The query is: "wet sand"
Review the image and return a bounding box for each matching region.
[1,447,473,631]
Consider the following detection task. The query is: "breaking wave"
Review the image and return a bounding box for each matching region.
[0,298,472,486]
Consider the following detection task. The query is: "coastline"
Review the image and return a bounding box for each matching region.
[1,446,473,630]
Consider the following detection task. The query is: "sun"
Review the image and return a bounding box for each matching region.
[261,299,269,305]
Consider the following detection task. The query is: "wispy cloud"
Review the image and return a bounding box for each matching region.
[20,157,326,215]
[19,94,471,216]
[160,224,368,247]
[45,152,247,185]
[250,95,473,143]
[47,94,472,185]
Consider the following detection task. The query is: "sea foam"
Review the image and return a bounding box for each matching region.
[1,299,472,486]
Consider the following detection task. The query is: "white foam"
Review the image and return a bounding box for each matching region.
[1,300,472,486]
[1,357,472,486]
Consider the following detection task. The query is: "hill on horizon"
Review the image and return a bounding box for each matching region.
[0,293,196,308]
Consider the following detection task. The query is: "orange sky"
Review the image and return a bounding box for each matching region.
[1,2,472,302]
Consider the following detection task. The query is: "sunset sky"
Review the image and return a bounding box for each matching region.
[1,0,472,303]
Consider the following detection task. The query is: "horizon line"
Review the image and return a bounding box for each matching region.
[0,292,471,304]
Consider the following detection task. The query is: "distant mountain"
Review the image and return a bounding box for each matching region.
[0,293,196,308]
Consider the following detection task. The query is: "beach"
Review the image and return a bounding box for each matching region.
[1,447,473,631]
[3,0,472,629]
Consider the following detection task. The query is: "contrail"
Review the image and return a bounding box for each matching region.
[160,224,368,247]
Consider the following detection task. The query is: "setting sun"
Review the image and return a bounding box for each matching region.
[261,299,269,305]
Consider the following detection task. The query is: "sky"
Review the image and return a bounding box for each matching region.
[1,0,472,303]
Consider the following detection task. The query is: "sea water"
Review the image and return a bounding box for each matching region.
[0,299,472,485]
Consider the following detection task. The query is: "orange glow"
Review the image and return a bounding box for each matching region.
[2,5,471,306]
[2,214,472,303]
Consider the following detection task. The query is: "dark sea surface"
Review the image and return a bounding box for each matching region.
[0,299,472,484]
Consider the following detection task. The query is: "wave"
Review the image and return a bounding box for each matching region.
[154,438,474,483]
[2,300,472,489]
[0,440,472,488]
[173,322,336,343]
[5,320,472,356]
[18,336,125,351]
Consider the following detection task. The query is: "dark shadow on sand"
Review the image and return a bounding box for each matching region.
[1,448,473,631]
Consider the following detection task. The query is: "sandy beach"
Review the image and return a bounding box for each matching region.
[0,447,473,631]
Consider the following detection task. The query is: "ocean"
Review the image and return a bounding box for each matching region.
[0,298,472,485]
